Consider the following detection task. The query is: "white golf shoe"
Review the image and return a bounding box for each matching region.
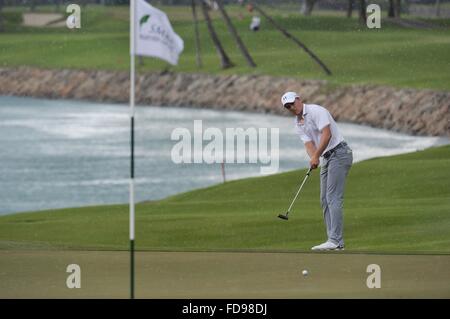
[311,241,342,251]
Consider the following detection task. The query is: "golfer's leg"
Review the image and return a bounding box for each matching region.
[320,159,332,240]
[326,152,352,246]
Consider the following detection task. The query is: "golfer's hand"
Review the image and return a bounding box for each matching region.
[310,155,320,169]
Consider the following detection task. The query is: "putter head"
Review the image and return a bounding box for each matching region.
[278,213,289,220]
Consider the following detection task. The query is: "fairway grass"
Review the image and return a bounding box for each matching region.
[0,145,449,254]
[1,5,450,90]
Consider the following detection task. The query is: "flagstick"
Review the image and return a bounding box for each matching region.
[221,162,226,183]
[129,0,136,300]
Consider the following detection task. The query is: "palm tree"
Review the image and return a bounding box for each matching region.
[200,0,234,69]
[0,0,4,32]
[251,2,331,75]
[359,0,367,24]
[191,0,203,68]
[388,0,395,17]
[216,0,256,68]
[347,0,354,18]
[389,0,402,18]
[301,0,317,16]
[394,0,402,18]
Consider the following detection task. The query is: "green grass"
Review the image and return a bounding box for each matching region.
[1,5,450,90]
[1,145,449,253]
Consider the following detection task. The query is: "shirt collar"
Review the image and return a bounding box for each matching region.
[296,104,307,123]
[302,104,307,117]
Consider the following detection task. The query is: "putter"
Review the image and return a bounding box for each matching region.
[278,168,312,220]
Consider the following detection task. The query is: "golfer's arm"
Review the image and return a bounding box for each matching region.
[314,125,332,158]
[304,142,317,159]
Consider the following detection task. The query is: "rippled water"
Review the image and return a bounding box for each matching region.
[0,96,448,215]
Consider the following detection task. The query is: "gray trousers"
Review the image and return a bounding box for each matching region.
[320,144,353,247]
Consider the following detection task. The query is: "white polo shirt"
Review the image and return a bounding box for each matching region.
[294,104,344,155]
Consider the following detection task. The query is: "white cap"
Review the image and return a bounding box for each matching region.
[281,92,299,106]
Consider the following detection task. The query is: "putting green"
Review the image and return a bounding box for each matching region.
[1,250,449,298]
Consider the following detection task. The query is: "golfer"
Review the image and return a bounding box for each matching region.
[281,92,353,251]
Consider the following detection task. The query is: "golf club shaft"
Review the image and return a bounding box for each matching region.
[286,168,312,214]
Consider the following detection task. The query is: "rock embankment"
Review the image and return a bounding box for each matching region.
[0,67,448,136]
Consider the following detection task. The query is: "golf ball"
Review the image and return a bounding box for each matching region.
[302,270,308,276]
